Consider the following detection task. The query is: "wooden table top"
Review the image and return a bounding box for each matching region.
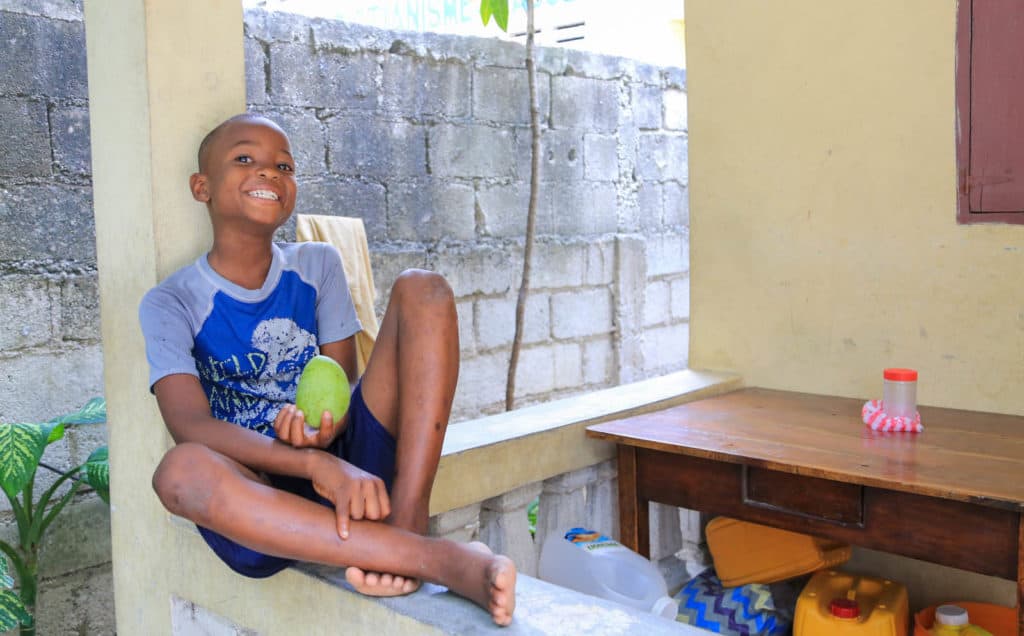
[586,388,1024,511]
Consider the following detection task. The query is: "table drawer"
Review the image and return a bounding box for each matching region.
[743,466,863,526]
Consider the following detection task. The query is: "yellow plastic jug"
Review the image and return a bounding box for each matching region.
[794,570,908,636]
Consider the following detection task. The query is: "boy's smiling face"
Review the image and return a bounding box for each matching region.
[190,116,297,232]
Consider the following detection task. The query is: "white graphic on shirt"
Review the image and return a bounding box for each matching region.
[206,317,316,434]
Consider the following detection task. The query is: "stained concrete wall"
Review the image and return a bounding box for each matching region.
[1,1,689,633]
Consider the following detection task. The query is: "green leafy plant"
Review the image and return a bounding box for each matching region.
[0,398,110,636]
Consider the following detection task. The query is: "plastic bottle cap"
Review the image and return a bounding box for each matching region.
[935,604,969,626]
[651,596,679,620]
[829,598,860,619]
[884,368,918,381]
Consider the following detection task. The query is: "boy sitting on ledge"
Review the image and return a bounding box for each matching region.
[139,113,516,626]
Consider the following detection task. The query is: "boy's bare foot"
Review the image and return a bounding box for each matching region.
[467,541,516,627]
[344,567,420,597]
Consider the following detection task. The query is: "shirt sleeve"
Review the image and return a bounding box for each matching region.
[138,285,200,391]
[312,243,363,345]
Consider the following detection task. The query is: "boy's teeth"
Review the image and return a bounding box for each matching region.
[249,190,279,200]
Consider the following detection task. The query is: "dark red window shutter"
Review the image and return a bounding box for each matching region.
[957,0,1024,223]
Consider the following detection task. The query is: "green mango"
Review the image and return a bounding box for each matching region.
[294,355,350,429]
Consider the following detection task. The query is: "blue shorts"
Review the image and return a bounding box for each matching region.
[197,382,396,578]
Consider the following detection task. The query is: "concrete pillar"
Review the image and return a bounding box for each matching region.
[428,502,482,543]
[479,482,542,577]
[614,235,647,382]
[83,1,245,633]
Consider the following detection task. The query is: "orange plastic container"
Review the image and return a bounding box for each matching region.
[913,602,1015,636]
[705,517,852,586]
[793,570,909,636]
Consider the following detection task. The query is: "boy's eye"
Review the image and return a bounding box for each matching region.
[278,163,294,173]
[235,155,252,164]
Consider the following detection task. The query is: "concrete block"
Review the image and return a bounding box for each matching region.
[543,181,617,236]
[0,98,50,177]
[0,344,104,423]
[388,179,475,241]
[537,469,592,545]
[428,502,481,543]
[551,289,613,340]
[637,132,688,182]
[539,128,584,182]
[664,89,688,131]
[632,83,662,130]
[171,597,258,636]
[644,279,670,328]
[514,346,555,397]
[553,342,583,390]
[582,338,613,386]
[244,36,268,105]
[0,185,95,262]
[475,293,550,350]
[50,105,92,176]
[551,75,619,132]
[452,351,507,416]
[646,233,689,277]
[429,123,515,178]
[433,246,517,297]
[480,482,542,576]
[260,109,326,176]
[296,178,386,242]
[383,57,470,119]
[664,66,687,90]
[531,242,585,289]
[326,116,427,178]
[664,181,689,227]
[28,496,111,577]
[0,275,52,349]
[271,43,380,110]
[473,66,550,125]
[456,299,475,352]
[60,274,100,342]
[670,276,690,320]
[0,12,87,99]
[475,182,530,239]
[545,464,600,495]
[34,564,115,636]
[641,322,689,374]
[583,133,618,182]
[637,181,664,231]
[244,8,311,44]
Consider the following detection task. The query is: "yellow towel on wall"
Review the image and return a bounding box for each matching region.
[295,214,379,377]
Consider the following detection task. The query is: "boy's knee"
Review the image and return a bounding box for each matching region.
[152,442,214,516]
[394,268,454,306]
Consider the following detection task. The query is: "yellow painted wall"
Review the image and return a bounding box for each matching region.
[687,0,1024,415]
[685,0,1020,609]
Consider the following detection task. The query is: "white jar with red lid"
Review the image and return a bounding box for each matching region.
[883,368,917,419]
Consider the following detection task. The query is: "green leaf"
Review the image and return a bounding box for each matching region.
[480,0,509,31]
[83,446,110,504]
[0,423,49,500]
[527,495,538,536]
[53,397,106,426]
[0,556,11,589]
[0,588,31,630]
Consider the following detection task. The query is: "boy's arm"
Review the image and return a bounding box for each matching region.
[153,373,322,478]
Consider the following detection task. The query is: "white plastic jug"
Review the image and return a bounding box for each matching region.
[538,527,679,620]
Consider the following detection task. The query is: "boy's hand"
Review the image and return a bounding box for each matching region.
[273,404,345,449]
[310,456,391,540]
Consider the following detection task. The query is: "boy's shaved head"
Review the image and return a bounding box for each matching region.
[197,113,286,172]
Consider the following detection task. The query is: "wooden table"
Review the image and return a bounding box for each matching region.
[586,388,1024,634]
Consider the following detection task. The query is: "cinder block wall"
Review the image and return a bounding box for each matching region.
[0,1,689,633]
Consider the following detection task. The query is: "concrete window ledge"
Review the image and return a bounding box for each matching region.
[165,369,739,634]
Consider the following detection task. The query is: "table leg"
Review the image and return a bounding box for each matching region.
[617,445,650,557]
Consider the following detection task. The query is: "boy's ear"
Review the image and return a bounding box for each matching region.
[189,172,210,203]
